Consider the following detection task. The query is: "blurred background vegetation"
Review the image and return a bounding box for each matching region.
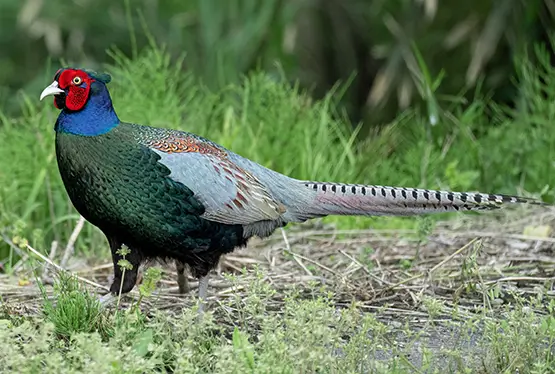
[2,0,555,262]
[3,0,554,124]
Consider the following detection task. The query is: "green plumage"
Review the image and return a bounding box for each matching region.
[56,123,246,293]
[43,67,546,306]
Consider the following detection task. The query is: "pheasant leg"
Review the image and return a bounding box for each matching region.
[197,274,209,320]
[175,260,189,294]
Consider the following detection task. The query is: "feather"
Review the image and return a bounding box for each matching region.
[153,150,285,225]
[292,182,544,219]
[43,67,549,307]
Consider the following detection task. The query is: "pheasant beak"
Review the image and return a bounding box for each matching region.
[40,81,64,101]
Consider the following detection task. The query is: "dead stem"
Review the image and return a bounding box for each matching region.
[60,216,86,269]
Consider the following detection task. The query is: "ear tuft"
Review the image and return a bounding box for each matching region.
[85,70,112,84]
[96,72,112,84]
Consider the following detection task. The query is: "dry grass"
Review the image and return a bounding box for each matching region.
[2,206,554,324]
[1,207,554,372]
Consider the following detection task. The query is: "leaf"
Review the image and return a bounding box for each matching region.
[232,327,255,369]
[117,259,133,271]
[133,329,154,358]
[522,225,552,238]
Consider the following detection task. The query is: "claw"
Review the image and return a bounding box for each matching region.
[98,293,116,306]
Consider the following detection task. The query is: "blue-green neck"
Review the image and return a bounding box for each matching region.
[55,82,119,136]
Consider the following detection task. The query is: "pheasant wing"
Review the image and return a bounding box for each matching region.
[147,136,285,225]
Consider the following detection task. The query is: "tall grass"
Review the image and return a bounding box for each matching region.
[1,40,554,265]
[0,45,371,263]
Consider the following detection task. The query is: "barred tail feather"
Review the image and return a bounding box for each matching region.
[298,181,544,219]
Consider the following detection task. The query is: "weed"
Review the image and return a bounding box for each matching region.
[115,245,133,311]
[40,272,111,340]
[133,266,162,312]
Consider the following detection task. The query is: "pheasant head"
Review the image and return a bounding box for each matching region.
[40,68,118,136]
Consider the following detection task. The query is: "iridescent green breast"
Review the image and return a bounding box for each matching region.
[54,123,246,276]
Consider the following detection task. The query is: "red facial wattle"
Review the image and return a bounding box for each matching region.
[56,70,93,111]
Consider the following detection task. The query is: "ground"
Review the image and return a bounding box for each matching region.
[0,206,554,373]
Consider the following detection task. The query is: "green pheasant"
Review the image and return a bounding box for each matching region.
[40,68,544,312]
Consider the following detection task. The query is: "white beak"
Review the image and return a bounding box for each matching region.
[40,81,64,101]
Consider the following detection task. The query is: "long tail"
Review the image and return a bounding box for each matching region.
[293,181,546,220]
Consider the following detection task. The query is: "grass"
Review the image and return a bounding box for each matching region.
[40,272,110,339]
[1,40,555,373]
[1,210,555,373]
[2,40,555,262]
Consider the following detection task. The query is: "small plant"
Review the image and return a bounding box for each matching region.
[421,295,444,320]
[116,245,133,310]
[399,258,413,270]
[480,298,555,372]
[359,246,375,271]
[415,216,434,259]
[132,266,163,312]
[460,240,481,294]
[41,272,111,340]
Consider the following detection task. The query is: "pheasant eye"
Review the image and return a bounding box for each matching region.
[72,76,82,85]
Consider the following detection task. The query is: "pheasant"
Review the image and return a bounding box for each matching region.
[40,68,543,311]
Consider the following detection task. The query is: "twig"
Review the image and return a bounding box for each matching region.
[221,260,244,273]
[485,276,555,285]
[224,256,261,264]
[74,263,113,273]
[383,273,426,293]
[41,241,58,284]
[11,254,30,273]
[338,250,393,286]
[281,228,313,276]
[24,243,109,291]
[60,216,86,269]
[430,238,479,274]
[285,250,342,279]
[457,232,555,243]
